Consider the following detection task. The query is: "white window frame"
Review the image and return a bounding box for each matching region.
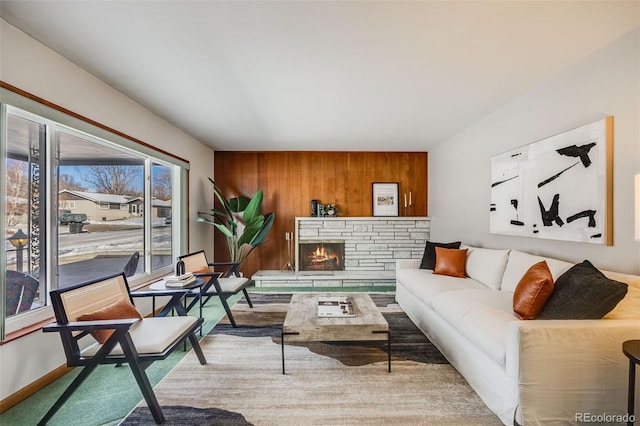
[1,87,189,340]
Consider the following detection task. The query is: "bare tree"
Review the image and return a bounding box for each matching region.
[59,173,87,191]
[152,166,172,200]
[82,165,140,194]
[5,159,27,227]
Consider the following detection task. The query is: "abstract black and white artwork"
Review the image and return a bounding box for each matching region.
[490,117,612,245]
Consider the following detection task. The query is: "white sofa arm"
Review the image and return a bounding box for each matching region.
[507,319,640,425]
[396,259,421,271]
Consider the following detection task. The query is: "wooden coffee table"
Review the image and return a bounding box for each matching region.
[281,293,390,374]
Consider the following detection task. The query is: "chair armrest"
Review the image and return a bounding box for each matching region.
[208,262,241,277]
[208,261,239,267]
[193,272,222,280]
[43,318,138,333]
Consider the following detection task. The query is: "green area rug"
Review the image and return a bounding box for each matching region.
[122,293,501,425]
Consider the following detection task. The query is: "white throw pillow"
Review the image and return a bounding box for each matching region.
[464,246,510,290]
[501,250,573,293]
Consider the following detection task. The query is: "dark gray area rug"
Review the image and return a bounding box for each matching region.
[210,293,449,365]
[121,405,253,425]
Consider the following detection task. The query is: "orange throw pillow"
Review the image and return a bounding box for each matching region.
[513,261,554,320]
[433,247,468,278]
[77,298,142,344]
[192,266,212,275]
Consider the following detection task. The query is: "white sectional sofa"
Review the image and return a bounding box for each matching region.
[395,246,640,425]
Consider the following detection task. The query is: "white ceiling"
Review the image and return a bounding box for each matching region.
[1,1,639,152]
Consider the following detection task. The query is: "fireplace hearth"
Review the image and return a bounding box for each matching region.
[299,240,345,272]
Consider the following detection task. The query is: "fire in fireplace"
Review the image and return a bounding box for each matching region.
[299,240,345,272]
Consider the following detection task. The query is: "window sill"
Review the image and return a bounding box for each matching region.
[1,275,168,345]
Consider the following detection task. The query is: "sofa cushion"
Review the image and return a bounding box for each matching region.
[512,261,554,320]
[431,289,518,367]
[465,246,510,290]
[433,247,468,278]
[539,260,628,320]
[419,241,461,270]
[602,272,640,319]
[501,250,572,293]
[396,268,487,308]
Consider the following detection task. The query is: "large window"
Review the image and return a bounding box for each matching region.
[1,90,188,339]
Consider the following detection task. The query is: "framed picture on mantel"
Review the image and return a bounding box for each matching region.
[372,182,399,216]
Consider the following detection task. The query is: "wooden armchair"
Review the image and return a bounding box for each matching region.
[177,250,253,327]
[40,272,206,425]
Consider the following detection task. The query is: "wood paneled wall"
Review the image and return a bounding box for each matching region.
[212,151,428,277]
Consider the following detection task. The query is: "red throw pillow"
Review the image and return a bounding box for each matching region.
[513,261,554,320]
[433,247,468,278]
[77,298,142,344]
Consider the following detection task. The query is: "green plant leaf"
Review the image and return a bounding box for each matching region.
[213,223,234,238]
[229,196,250,213]
[238,215,265,247]
[243,190,263,223]
[196,216,215,225]
[250,212,275,247]
[198,179,274,264]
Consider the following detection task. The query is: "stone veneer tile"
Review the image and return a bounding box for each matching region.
[291,217,430,287]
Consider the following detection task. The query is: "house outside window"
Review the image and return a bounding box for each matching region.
[1,91,187,339]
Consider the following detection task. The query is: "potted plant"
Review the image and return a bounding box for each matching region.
[197,178,274,266]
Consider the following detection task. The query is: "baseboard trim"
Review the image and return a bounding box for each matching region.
[0,364,71,414]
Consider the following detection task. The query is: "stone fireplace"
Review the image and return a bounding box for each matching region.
[298,240,345,272]
[250,217,431,288]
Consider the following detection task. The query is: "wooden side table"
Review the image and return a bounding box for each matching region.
[623,340,640,426]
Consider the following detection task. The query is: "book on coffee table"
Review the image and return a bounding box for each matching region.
[317,296,355,318]
[164,273,196,287]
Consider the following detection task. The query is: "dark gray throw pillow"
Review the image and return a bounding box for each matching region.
[419,241,461,270]
[538,260,628,320]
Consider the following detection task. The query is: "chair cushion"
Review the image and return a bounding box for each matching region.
[82,316,199,357]
[512,261,554,320]
[433,247,467,278]
[217,277,250,293]
[419,241,461,270]
[77,298,142,344]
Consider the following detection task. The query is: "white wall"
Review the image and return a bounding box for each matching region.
[0,19,216,401]
[428,27,640,275]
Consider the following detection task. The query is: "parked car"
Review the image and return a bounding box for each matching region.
[164,215,172,225]
[58,210,71,224]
